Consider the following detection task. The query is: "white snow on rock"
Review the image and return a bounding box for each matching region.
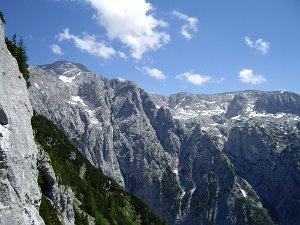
[71,96,85,105]
[59,75,76,83]
[231,115,241,120]
[200,107,225,116]
[117,77,125,82]
[172,169,179,176]
[69,96,100,125]
[191,187,196,195]
[240,188,247,198]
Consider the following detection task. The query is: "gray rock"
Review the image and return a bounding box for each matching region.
[0,104,8,125]
[255,91,300,115]
[0,20,44,225]
[29,61,300,225]
[225,95,247,118]
[37,150,74,225]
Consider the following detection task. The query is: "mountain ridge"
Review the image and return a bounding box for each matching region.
[28,60,300,225]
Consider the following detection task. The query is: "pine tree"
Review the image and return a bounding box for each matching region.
[17,37,30,82]
[5,34,30,87]
[0,10,5,24]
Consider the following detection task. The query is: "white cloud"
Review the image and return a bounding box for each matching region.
[171,10,198,40]
[245,36,270,54]
[143,66,167,80]
[50,44,64,55]
[118,51,127,60]
[239,69,266,85]
[87,0,170,59]
[58,28,116,59]
[176,71,211,85]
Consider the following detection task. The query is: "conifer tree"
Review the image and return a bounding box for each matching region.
[0,11,5,24]
[5,34,30,87]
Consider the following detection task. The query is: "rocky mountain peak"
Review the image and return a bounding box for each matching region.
[38,61,90,83]
[28,61,300,225]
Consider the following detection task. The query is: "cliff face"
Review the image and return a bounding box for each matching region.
[28,60,300,225]
[0,19,44,225]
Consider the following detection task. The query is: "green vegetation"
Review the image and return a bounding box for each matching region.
[39,195,62,225]
[5,34,30,87]
[235,198,275,225]
[0,10,5,24]
[32,113,166,225]
[1,10,30,86]
[74,209,89,225]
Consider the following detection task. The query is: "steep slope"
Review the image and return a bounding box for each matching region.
[153,90,300,225]
[0,19,44,224]
[26,61,298,225]
[32,113,166,225]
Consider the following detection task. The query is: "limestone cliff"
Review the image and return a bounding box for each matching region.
[0,19,44,225]
[28,60,300,225]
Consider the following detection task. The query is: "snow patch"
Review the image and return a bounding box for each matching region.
[59,75,76,83]
[69,96,100,125]
[231,115,241,120]
[191,187,196,195]
[71,96,84,105]
[279,89,287,93]
[200,107,225,116]
[34,83,39,88]
[117,77,125,82]
[240,188,247,198]
[172,169,179,176]
[173,108,198,120]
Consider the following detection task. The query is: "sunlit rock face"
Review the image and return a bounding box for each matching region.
[0,19,44,225]
[29,60,300,225]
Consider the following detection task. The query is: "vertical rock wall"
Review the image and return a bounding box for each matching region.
[0,19,44,225]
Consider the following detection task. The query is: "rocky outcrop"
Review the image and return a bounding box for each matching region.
[255,91,300,115]
[225,95,247,118]
[224,125,300,225]
[27,61,300,225]
[0,19,44,225]
[37,150,74,225]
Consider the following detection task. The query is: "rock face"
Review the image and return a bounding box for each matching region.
[0,19,44,225]
[37,150,74,225]
[29,61,300,225]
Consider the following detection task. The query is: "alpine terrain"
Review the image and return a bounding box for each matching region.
[28,60,300,225]
[0,15,166,225]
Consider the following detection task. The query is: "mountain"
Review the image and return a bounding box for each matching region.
[0,17,166,225]
[28,60,300,225]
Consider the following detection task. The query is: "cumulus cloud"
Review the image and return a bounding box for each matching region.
[176,71,211,85]
[245,36,270,54]
[87,0,170,59]
[239,69,266,85]
[58,28,116,59]
[50,44,64,55]
[171,10,198,40]
[143,66,167,80]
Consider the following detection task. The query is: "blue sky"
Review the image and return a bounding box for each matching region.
[2,0,300,95]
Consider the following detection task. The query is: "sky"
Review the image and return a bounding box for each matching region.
[1,0,300,96]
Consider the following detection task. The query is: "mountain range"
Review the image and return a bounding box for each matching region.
[1,16,300,225]
[28,60,300,225]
